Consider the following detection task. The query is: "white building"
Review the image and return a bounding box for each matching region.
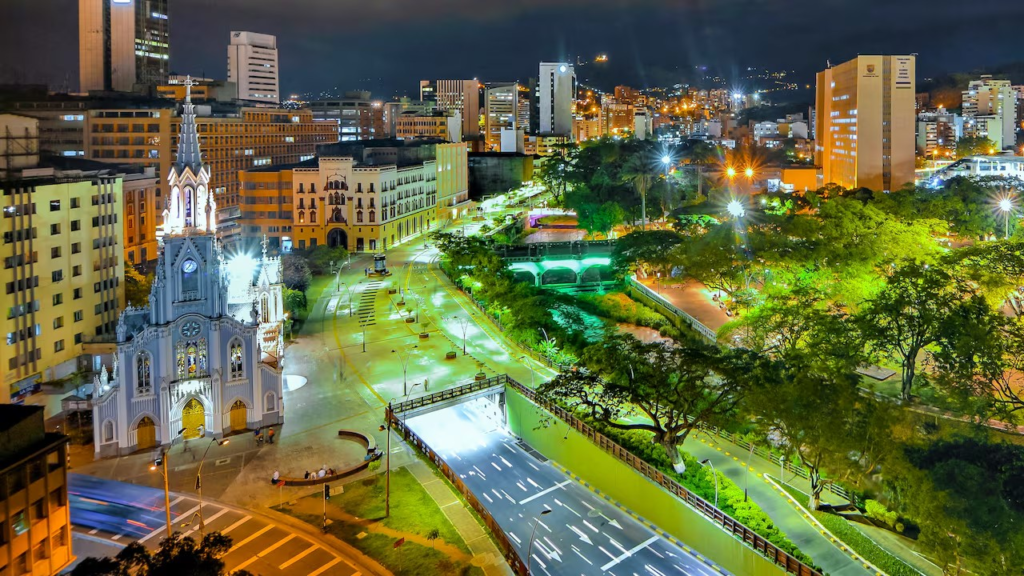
[962,76,1017,151]
[92,81,285,457]
[228,31,280,104]
[539,62,576,136]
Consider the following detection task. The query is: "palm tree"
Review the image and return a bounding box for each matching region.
[621,154,655,230]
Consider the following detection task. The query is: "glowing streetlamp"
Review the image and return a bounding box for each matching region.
[726,166,737,178]
[999,197,1014,239]
[744,167,754,178]
[727,200,745,218]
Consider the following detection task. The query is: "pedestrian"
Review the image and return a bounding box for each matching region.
[318,468,325,478]
[268,427,275,444]
[304,470,310,480]
[271,470,279,485]
[327,467,335,476]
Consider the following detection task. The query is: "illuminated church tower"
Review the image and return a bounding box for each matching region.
[92,78,285,457]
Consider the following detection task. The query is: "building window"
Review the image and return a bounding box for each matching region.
[229,340,243,380]
[73,288,82,300]
[102,420,115,442]
[53,293,62,306]
[369,210,375,223]
[53,317,63,329]
[52,270,63,282]
[137,351,152,392]
[74,311,83,322]
[50,200,60,211]
[176,338,208,379]
[51,247,61,258]
[356,210,363,223]
[50,223,60,235]
[265,391,277,412]
[32,498,46,521]
[309,209,316,223]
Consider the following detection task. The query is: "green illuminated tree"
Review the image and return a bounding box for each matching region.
[955,135,998,158]
[125,266,153,307]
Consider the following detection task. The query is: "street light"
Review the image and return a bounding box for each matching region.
[726,200,745,218]
[379,402,394,518]
[726,166,737,178]
[744,167,754,178]
[391,346,418,395]
[338,280,353,316]
[149,427,186,539]
[699,459,719,508]
[526,508,552,573]
[193,438,229,538]
[446,315,471,355]
[519,355,536,387]
[999,197,1014,239]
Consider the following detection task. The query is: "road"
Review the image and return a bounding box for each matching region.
[68,475,358,576]
[406,400,728,576]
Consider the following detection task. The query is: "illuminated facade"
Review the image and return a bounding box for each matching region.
[79,0,169,92]
[92,83,284,458]
[815,55,916,192]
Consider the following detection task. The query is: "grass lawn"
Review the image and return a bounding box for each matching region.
[279,467,483,576]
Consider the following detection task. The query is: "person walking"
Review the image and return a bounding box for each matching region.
[268,427,275,444]
[271,470,280,485]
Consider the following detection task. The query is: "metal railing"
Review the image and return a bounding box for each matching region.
[390,375,506,415]
[626,275,718,342]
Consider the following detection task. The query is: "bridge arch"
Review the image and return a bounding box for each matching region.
[540,267,578,286]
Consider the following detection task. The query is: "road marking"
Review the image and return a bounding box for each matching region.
[221,515,252,535]
[139,504,201,543]
[600,535,659,571]
[231,533,296,573]
[519,480,570,505]
[307,557,342,576]
[185,507,230,535]
[226,524,273,554]
[111,533,124,541]
[169,496,186,508]
[280,544,317,569]
[88,529,98,535]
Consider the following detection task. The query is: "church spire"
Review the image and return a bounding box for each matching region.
[175,76,203,172]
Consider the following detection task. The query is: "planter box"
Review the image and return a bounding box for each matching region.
[474,372,487,381]
[419,333,429,339]
[404,317,415,323]
[445,351,457,360]
[388,288,397,295]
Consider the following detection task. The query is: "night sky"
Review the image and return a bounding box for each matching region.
[2,0,1023,99]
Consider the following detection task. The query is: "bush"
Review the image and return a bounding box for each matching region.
[574,292,670,329]
[865,499,901,532]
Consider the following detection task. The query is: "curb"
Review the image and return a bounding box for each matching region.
[549,461,726,574]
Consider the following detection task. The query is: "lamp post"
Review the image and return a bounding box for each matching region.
[391,346,418,396]
[194,438,229,537]
[338,280,353,316]
[700,459,719,508]
[999,197,1014,239]
[446,315,470,355]
[526,508,552,573]
[149,428,186,539]
[378,401,394,518]
[519,355,536,387]
[661,154,672,212]
[744,442,754,502]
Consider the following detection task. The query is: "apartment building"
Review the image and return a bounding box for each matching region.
[227,32,280,104]
[0,405,72,575]
[308,93,384,141]
[79,0,169,93]
[962,75,1018,151]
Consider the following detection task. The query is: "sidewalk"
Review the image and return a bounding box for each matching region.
[685,432,939,576]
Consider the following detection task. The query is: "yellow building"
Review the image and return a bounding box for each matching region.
[2,169,125,402]
[0,405,73,575]
[236,167,295,247]
[395,113,450,141]
[121,169,160,267]
[815,55,916,192]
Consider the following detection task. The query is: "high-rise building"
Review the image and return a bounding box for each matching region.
[815,55,916,192]
[538,63,576,136]
[484,83,519,151]
[79,0,170,93]
[421,80,481,139]
[381,99,436,138]
[308,92,384,141]
[961,75,1017,151]
[227,31,280,104]
[0,405,73,573]
[1,115,125,401]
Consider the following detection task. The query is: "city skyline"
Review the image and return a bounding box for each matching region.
[2,0,1024,97]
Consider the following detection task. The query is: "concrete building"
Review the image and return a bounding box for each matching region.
[158,76,238,103]
[382,99,435,138]
[1,115,125,403]
[420,80,481,139]
[308,92,384,141]
[0,405,73,574]
[961,76,1017,151]
[538,63,576,135]
[92,85,284,457]
[484,83,520,152]
[815,55,916,192]
[436,142,471,224]
[395,113,452,141]
[79,0,169,93]
[227,32,280,104]
[916,109,958,158]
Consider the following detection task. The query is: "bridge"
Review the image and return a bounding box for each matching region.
[495,240,618,288]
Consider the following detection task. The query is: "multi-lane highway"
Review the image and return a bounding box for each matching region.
[68,475,358,576]
[406,400,728,576]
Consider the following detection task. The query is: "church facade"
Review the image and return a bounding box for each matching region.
[92,81,285,457]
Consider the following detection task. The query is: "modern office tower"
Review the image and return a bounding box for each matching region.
[0,405,73,573]
[815,55,916,192]
[538,62,576,135]
[961,75,1017,151]
[1,115,125,400]
[420,80,481,139]
[308,92,385,141]
[227,31,281,104]
[79,0,169,93]
[484,83,520,151]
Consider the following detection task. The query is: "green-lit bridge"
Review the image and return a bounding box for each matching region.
[498,240,617,288]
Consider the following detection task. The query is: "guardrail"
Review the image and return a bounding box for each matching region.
[386,401,528,575]
[507,377,822,576]
[390,375,507,415]
[626,276,718,343]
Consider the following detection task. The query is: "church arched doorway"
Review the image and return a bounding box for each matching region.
[136,416,156,450]
[182,398,205,439]
[229,400,248,432]
[327,228,347,249]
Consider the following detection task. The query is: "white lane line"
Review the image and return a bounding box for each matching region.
[111,533,124,541]
[279,544,317,569]
[308,557,342,576]
[231,533,296,573]
[226,524,273,554]
[88,529,98,535]
[185,507,230,536]
[221,515,252,535]
[518,480,570,505]
[169,496,186,508]
[571,546,593,565]
[600,535,659,571]
[139,504,201,543]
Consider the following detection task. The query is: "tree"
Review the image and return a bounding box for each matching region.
[535,143,576,205]
[610,229,685,277]
[858,263,966,399]
[304,245,349,276]
[125,267,153,307]
[621,153,656,228]
[540,334,761,473]
[955,135,998,159]
[426,528,441,548]
[281,254,313,293]
[283,288,307,317]
[71,532,251,576]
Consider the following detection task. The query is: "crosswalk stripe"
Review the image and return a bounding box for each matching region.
[307,557,341,576]
[221,515,251,535]
[139,504,201,543]
[230,533,296,573]
[226,524,273,554]
[185,507,231,536]
[279,544,317,569]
